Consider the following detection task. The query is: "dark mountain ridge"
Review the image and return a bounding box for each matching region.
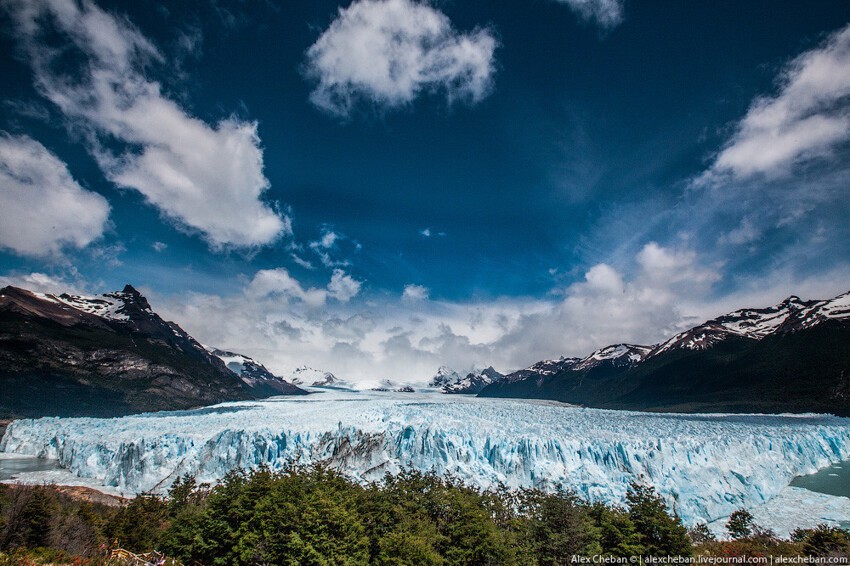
[479,290,850,416]
[0,285,305,418]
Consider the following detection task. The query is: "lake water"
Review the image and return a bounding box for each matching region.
[0,454,61,481]
[791,459,850,498]
[790,459,850,530]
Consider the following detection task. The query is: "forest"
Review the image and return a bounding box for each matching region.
[1,466,848,565]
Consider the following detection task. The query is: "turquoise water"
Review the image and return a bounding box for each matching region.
[790,459,850,498]
[790,459,850,531]
[0,456,60,480]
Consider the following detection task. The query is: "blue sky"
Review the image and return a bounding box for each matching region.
[1,0,850,383]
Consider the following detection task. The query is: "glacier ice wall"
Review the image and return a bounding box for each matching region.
[2,391,849,525]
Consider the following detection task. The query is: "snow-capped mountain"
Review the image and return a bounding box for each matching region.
[31,288,147,321]
[0,284,302,417]
[573,343,653,371]
[502,357,581,384]
[286,366,356,389]
[481,289,850,415]
[428,365,464,388]
[208,349,306,397]
[650,293,850,356]
[286,366,331,386]
[431,366,506,394]
[370,379,416,393]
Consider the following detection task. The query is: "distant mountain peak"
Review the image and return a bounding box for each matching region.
[208,347,306,397]
[118,284,152,311]
[480,288,850,415]
[429,365,505,394]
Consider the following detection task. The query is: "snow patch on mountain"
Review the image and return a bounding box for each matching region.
[285,366,355,389]
[652,290,850,356]
[429,365,463,388]
[286,366,331,385]
[371,379,416,393]
[31,291,137,321]
[573,344,653,371]
[429,366,505,393]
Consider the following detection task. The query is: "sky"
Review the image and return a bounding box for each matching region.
[1,0,850,384]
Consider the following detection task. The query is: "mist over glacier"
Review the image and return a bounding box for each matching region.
[2,390,849,530]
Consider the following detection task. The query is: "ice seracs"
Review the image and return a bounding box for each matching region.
[2,391,849,532]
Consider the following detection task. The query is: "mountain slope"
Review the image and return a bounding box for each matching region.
[429,366,506,394]
[208,348,306,397]
[0,285,304,418]
[480,291,850,416]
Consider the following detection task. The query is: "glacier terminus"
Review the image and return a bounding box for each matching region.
[2,389,849,535]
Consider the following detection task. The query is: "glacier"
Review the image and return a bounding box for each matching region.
[2,390,849,530]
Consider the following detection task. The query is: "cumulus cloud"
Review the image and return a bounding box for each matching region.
[402,284,429,302]
[245,267,361,307]
[554,0,624,28]
[3,0,289,248]
[705,24,850,181]
[156,242,739,386]
[328,269,362,302]
[304,0,497,117]
[246,268,329,307]
[0,134,110,257]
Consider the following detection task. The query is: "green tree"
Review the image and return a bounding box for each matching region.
[0,486,56,549]
[588,502,644,557]
[687,523,716,545]
[518,488,601,564]
[801,524,850,557]
[106,494,168,553]
[726,509,754,540]
[625,482,692,558]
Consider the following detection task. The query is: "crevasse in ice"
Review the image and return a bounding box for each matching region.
[2,391,849,526]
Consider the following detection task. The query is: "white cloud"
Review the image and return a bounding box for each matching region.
[314,230,339,249]
[304,0,497,117]
[705,24,850,181]
[553,0,624,28]
[156,243,730,386]
[328,269,362,302]
[152,241,167,252]
[420,228,432,237]
[246,268,328,307]
[309,228,347,267]
[0,271,85,294]
[245,267,361,307]
[290,253,315,270]
[635,242,719,288]
[402,284,429,302]
[717,218,760,247]
[4,0,289,248]
[0,134,110,257]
